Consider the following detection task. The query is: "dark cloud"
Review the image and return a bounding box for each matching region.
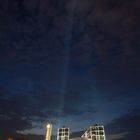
[94,0,140,26]
[0,84,97,139]
[0,87,31,139]
[106,108,140,140]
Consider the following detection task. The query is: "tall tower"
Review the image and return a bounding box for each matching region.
[81,124,106,140]
[45,123,52,140]
[57,126,70,140]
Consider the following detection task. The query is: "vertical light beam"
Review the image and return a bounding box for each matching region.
[58,0,78,125]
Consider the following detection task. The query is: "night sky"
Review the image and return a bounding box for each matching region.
[0,0,140,140]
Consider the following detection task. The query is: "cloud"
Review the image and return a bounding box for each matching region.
[106,108,140,140]
[93,0,140,28]
[107,132,130,140]
[0,86,32,139]
[0,83,97,139]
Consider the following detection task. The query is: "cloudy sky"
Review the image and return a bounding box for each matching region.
[0,0,140,140]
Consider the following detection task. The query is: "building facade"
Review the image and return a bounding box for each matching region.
[81,124,106,140]
[57,126,70,140]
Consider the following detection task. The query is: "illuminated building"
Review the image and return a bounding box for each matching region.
[45,123,52,140]
[81,124,106,140]
[45,124,106,140]
[57,126,70,140]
